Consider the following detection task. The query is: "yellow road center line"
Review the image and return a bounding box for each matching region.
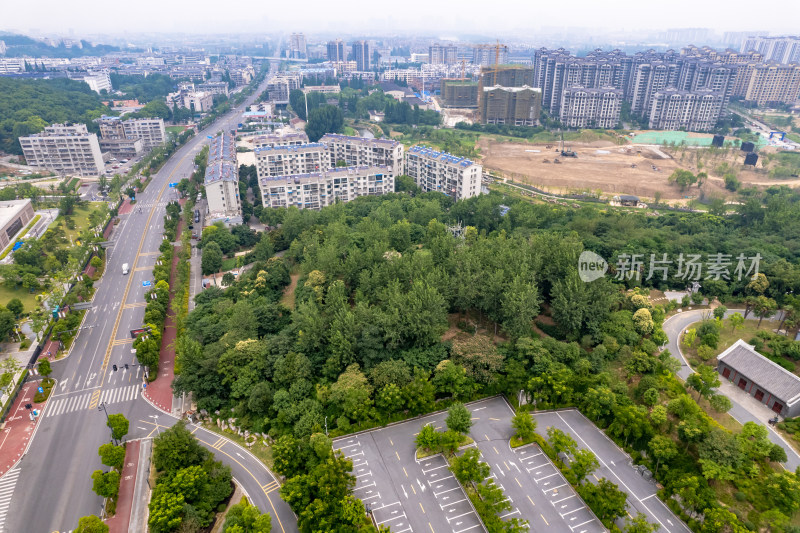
[541,514,549,526]
[419,502,425,514]
[527,495,535,506]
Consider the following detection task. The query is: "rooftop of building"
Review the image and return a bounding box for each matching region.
[254,142,327,155]
[718,339,800,405]
[260,165,391,184]
[205,160,238,185]
[407,145,478,168]
[0,199,32,229]
[320,134,400,148]
[482,85,542,93]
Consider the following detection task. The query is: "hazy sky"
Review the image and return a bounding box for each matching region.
[4,0,799,37]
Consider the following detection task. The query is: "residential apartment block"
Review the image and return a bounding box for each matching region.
[204,134,241,225]
[260,166,395,210]
[319,134,404,175]
[327,40,346,62]
[19,123,105,177]
[252,132,309,149]
[351,41,371,71]
[472,44,508,67]
[743,63,800,105]
[404,146,482,201]
[290,33,308,59]
[98,116,166,149]
[648,89,724,132]
[255,143,330,178]
[479,86,542,126]
[560,87,622,129]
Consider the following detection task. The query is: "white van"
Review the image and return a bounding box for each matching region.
[122,263,129,275]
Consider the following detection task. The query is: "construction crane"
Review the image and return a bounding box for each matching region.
[560,130,577,158]
[492,40,501,86]
[461,59,466,80]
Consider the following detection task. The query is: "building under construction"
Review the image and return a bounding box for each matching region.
[478,65,535,90]
[479,86,542,126]
[441,78,479,108]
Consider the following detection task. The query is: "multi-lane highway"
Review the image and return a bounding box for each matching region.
[2,65,299,533]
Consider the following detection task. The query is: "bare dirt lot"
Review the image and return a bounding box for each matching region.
[479,138,780,200]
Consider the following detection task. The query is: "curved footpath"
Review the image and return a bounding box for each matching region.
[663,309,800,471]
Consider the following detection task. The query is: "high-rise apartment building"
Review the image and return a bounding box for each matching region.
[261,166,395,210]
[405,146,482,201]
[290,33,308,59]
[441,79,479,108]
[252,132,309,149]
[327,39,345,62]
[319,134,404,175]
[351,41,371,71]
[429,44,459,65]
[479,86,542,126]
[560,87,623,129]
[741,36,800,64]
[255,144,330,178]
[648,89,724,132]
[99,116,166,149]
[743,62,800,105]
[19,123,105,177]
[472,44,509,67]
[204,133,242,225]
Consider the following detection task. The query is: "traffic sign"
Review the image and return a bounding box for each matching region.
[37,386,43,394]
[32,410,38,417]
[169,182,178,188]
[142,280,151,287]
[142,383,147,389]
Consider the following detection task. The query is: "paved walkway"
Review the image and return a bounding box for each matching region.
[118,198,133,216]
[0,382,45,477]
[143,221,182,413]
[105,440,140,533]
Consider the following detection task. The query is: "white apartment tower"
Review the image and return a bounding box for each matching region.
[560,87,622,129]
[19,123,105,177]
[648,89,724,132]
[255,144,330,178]
[404,146,482,201]
[319,134,404,175]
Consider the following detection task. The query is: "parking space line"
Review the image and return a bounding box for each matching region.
[446,511,474,522]
[440,498,467,509]
[453,525,481,533]
[552,494,576,504]
[535,472,559,482]
[422,464,448,473]
[545,483,569,492]
[561,507,584,517]
[434,486,460,497]
[570,519,594,530]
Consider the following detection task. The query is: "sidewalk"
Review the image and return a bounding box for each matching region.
[0,382,45,478]
[105,440,140,533]
[118,198,133,215]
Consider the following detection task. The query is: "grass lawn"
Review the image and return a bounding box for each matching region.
[60,202,107,242]
[220,257,237,272]
[343,126,358,136]
[166,126,186,135]
[0,284,40,313]
[681,318,765,367]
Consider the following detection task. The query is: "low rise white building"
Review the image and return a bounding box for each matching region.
[19,123,105,177]
[320,134,404,175]
[254,143,330,179]
[405,146,482,201]
[260,166,395,210]
[204,134,242,225]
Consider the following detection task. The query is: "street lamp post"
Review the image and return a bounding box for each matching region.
[98,402,116,445]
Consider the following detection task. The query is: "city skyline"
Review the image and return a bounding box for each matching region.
[2,0,799,36]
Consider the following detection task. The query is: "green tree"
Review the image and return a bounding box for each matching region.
[713,305,727,320]
[547,427,577,464]
[376,383,404,416]
[649,435,678,475]
[511,411,536,442]
[624,514,660,533]
[754,295,778,328]
[700,507,748,533]
[75,515,109,533]
[152,420,209,473]
[6,298,23,317]
[98,443,126,469]
[729,312,744,332]
[37,359,52,377]
[571,448,600,483]
[107,413,129,443]
[223,498,272,532]
[91,469,120,498]
[202,241,224,275]
[500,275,541,340]
[445,402,472,435]
[450,448,490,484]
[686,365,720,401]
[580,478,627,525]
[709,394,732,413]
[415,424,440,452]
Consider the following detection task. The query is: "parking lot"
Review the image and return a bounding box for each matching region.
[333,411,487,533]
[533,409,691,533]
[467,397,605,532]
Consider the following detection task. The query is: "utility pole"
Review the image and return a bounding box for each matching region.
[98,402,116,445]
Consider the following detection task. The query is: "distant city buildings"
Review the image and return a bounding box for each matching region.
[351,41,371,71]
[166,84,214,112]
[290,33,308,59]
[19,123,105,177]
[404,146,482,201]
[429,44,458,65]
[472,44,509,67]
[741,36,800,64]
[327,39,346,62]
[204,133,242,225]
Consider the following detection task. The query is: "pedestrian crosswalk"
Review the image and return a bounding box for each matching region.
[0,468,20,532]
[47,385,140,418]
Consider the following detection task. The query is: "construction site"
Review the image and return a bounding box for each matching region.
[479,137,784,202]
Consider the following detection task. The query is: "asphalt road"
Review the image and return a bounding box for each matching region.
[3,66,299,533]
[663,308,800,471]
